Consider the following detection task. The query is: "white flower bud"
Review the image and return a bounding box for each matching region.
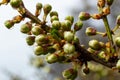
[63,43,75,54]
[64,31,74,42]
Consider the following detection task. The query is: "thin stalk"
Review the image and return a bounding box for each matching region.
[102,16,114,45]
[112,25,119,32]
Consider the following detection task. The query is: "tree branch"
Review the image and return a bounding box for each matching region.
[75,43,118,68]
[18,1,43,24]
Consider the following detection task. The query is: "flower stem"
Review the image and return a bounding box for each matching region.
[102,16,114,45]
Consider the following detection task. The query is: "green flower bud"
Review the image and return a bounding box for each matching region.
[52,43,60,50]
[99,42,105,48]
[64,31,74,42]
[62,68,77,80]
[34,46,44,55]
[88,39,101,50]
[85,27,97,36]
[79,12,90,21]
[36,3,42,10]
[115,37,120,47]
[116,15,120,25]
[116,60,120,69]
[106,0,114,6]
[20,23,31,34]
[98,51,106,59]
[43,4,52,15]
[63,43,75,54]
[50,11,58,17]
[50,15,59,23]
[31,25,43,35]
[52,21,61,30]
[4,20,14,29]
[10,0,22,8]
[35,34,47,45]
[26,36,35,46]
[61,20,72,31]
[74,20,83,31]
[65,16,74,24]
[46,54,58,64]
[83,68,90,75]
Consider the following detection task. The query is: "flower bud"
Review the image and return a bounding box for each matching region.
[10,0,22,8]
[31,25,43,35]
[98,51,106,59]
[20,23,31,34]
[65,16,74,24]
[79,12,90,21]
[50,11,58,17]
[116,60,120,69]
[83,68,90,75]
[4,20,14,29]
[88,39,101,50]
[91,13,103,20]
[36,3,42,10]
[99,42,105,48]
[52,21,61,30]
[97,0,105,7]
[64,31,74,42]
[46,54,58,63]
[62,68,77,80]
[50,15,59,23]
[115,37,120,48]
[102,6,110,15]
[105,42,111,48]
[52,43,60,50]
[61,20,72,31]
[43,4,52,15]
[74,20,83,31]
[63,43,75,54]
[34,46,44,55]
[116,15,120,25]
[35,34,48,45]
[86,27,97,36]
[106,0,114,6]
[26,36,35,46]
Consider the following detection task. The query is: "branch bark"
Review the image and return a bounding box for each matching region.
[75,43,118,68]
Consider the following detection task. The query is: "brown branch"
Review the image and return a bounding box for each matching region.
[17,1,43,24]
[75,43,118,68]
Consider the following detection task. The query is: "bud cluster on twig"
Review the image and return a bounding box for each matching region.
[1,0,120,80]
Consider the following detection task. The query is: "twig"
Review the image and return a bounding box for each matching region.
[75,44,117,68]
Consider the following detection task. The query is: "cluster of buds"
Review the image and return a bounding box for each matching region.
[2,1,84,80]
[87,39,115,61]
[2,0,120,80]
